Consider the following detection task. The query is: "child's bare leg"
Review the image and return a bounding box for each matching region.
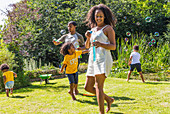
[10,88,13,95]
[6,89,9,97]
[127,71,132,82]
[85,76,114,113]
[69,83,76,100]
[74,84,79,95]
[139,72,145,83]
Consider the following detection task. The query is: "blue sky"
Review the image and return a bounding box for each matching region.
[0,0,21,26]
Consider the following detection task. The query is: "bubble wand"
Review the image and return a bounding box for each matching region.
[93,40,96,61]
[89,31,96,61]
[52,37,63,43]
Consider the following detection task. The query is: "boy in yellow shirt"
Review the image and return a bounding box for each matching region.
[59,43,88,100]
[0,64,17,97]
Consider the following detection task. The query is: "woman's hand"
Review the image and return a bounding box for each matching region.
[85,30,92,49]
[92,40,101,48]
[85,30,92,39]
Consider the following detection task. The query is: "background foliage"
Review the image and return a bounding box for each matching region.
[1,0,169,66]
[0,0,169,91]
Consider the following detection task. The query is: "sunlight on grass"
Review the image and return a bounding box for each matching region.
[0,73,170,114]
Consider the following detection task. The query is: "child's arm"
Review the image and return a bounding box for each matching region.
[3,76,6,85]
[13,72,17,78]
[82,49,89,54]
[128,56,133,66]
[59,64,67,73]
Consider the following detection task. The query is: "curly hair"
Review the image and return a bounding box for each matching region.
[0,64,9,71]
[60,42,73,56]
[85,4,117,28]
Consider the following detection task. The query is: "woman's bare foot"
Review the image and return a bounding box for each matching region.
[106,98,114,113]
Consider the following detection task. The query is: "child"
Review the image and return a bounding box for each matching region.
[53,21,85,50]
[84,4,116,114]
[127,45,145,83]
[53,21,85,93]
[0,64,17,97]
[59,42,88,100]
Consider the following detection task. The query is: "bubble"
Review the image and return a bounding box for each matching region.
[148,42,153,46]
[151,39,156,44]
[145,16,152,22]
[154,32,159,36]
[136,22,140,26]
[60,29,66,35]
[125,38,129,42]
[126,31,131,37]
[124,16,127,20]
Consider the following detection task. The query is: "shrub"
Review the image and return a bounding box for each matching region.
[24,68,60,79]
[0,39,15,91]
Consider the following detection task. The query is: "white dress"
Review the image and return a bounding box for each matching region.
[86,25,113,77]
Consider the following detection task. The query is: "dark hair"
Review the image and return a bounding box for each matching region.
[68,21,77,26]
[0,64,9,71]
[133,45,139,51]
[85,4,117,28]
[60,42,73,56]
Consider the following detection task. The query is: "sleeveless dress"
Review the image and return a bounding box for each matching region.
[86,25,113,77]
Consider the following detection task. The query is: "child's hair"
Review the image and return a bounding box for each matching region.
[0,64,9,71]
[133,45,139,51]
[68,21,77,26]
[85,4,117,28]
[60,42,73,56]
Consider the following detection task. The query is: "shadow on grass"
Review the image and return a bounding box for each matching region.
[10,95,29,98]
[145,82,170,85]
[14,83,69,93]
[109,112,124,114]
[79,93,135,101]
[76,99,118,107]
[112,96,135,101]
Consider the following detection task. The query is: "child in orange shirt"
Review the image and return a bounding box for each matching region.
[0,64,17,97]
[59,43,88,100]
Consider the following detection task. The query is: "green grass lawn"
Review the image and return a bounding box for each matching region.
[0,73,170,114]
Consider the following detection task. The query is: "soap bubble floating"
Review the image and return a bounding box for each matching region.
[148,42,153,46]
[60,29,66,35]
[151,39,156,44]
[124,16,127,20]
[154,32,159,37]
[125,38,129,42]
[136,22,140,26]
[126,31,131,37]
[145,16,152,22]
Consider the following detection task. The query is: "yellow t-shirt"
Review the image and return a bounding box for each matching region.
[63,50,82,74]
[3,71,14,84]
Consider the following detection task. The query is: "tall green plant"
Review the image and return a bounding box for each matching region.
[116,33,169,73]
[0,39,15,91]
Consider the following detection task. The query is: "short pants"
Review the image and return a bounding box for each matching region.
[5,81,14,89]
[66,72,78,84]
[130,63,142,72]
